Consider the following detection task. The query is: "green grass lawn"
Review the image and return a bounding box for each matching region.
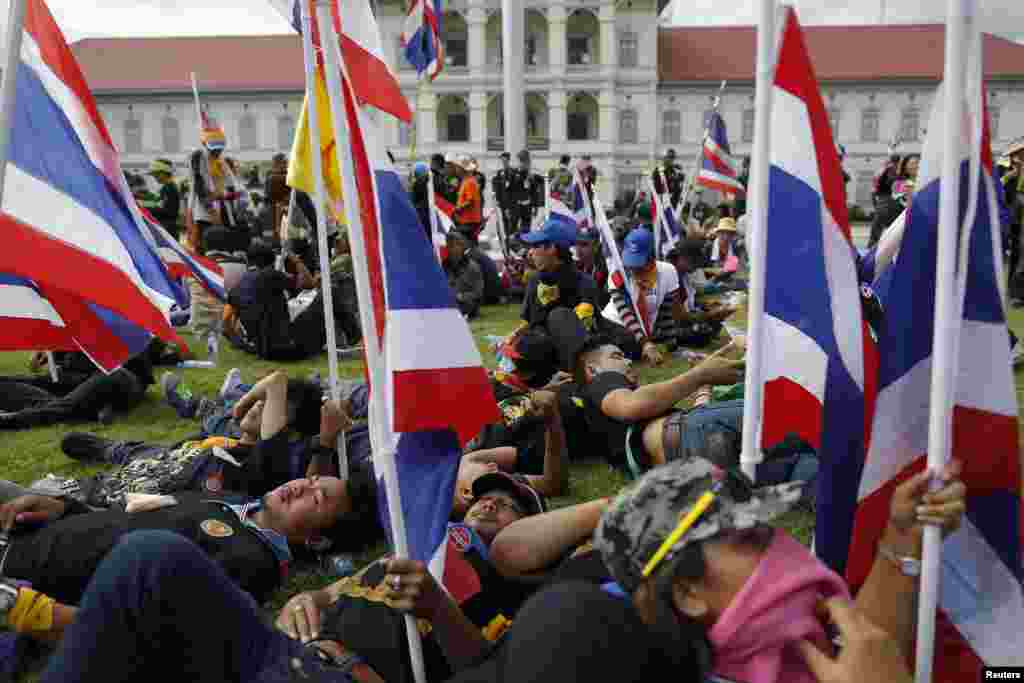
[4,301,1024,677]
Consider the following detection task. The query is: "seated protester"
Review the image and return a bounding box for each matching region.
[0,346,155,430]
[601,227,687,364]
[24,535,917,683]
[592,457,967,683]
[469,241,504,306]
[56,371,339,509]
[232,239,320,360]
[574,227,609,310]
[274,472,552,683]
[665,240,736,348]
[290,253,363,350]
[444,230,485,319]
[706,216,743,277]
[0,468,351,606]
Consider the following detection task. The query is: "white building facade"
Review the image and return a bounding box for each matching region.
[74,10,1024,209]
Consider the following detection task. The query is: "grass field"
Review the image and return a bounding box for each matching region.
[4,300,1024,676]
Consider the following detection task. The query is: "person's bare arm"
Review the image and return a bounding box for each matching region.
[489,498,610,578]
[853,461,965,657]
[523,391,568,498]
[601,356,744,423]
[232,370,288,421]
[259,371,290,440]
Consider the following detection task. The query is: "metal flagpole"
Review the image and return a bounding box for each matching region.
[915,1,971,679]
[314,3,427,682]
[0,0,28,204]
[427,167,442,264]
[299,0,347,475]
[677,80,727,220]
[739,1,776,481]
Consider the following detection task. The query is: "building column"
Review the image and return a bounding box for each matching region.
[548,90,567,154]
[417,90,438,147]
[599,89,617,145]
[599,3,617,74]
[548,4,566,78]
[501,0,526,155]
[470,91,488,150]
[468,2,487,77]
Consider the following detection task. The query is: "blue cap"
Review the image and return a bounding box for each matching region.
[621,228,654,268]
[520,219,577,248]
[414,161,428,178]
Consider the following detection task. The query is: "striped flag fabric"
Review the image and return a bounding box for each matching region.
[0,275,75,352]
[592,193,648,337]
[838,32,1023,676]
[432,193,455,262]
[401,0,444,81]
[334,0,499,578]
[755,9,873,571]
[138,207,226,303]
[697,111,745,196]
[0,0,186,371]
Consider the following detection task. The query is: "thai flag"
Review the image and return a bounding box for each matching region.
[547,196,579,232]
[756,9,872,571]
[334,0,499,580]
[432,193,455,262]
[139,207,226,303]
[836,36,1023,676]
[570,171,593,230]
[0,275,75,351]
[648,176,681,258]
[402,0,444,81]
[0,0,186,371]
[267,0,413,123]
[697,112,745,195]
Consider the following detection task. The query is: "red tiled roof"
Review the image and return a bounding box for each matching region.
[71,35,304,92]
[659,24,1024,83]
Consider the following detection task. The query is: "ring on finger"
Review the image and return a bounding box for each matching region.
[390,575,402,590]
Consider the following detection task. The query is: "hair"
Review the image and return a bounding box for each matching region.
[560,154,571,165]
[573,333,613,385]
[286,378,324,437]
[554,244,573,265]
[322,466,382,552]
[897,153,920,179]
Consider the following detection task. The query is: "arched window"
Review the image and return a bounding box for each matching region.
[661,110,681,144]
[619,109,638,144]
[161,117,180,153]
[567,93,598,141]
[277,115,296,151]
[124,118,142,154]
[239,113,258,150]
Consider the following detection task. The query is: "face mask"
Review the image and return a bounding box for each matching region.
[707,530,850,683]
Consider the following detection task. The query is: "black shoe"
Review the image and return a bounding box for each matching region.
[62,432,117,463]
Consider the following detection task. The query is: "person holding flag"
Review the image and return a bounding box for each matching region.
[187,116,242,252]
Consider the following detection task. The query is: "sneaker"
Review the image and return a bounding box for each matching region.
[1013,341,1024,368]
[162,371,198,419]
[219,368,243,400]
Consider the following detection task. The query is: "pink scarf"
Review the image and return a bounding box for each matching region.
[708,531,850,683]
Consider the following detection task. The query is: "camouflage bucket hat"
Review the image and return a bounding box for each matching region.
[594,458,804,593]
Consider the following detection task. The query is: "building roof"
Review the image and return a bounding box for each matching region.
[71,35,304,93]
[659,24,1024,83]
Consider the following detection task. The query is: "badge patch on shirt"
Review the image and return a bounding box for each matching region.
[205,474,224,492]
[449,525,472,553]
[201,519,234,538]
[536,283,560,306]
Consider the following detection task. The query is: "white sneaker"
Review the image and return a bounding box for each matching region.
[220,368,243,399]
[1012,342,1024,367]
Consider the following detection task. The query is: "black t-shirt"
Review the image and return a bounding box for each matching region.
[319,525,535,683]
[520,263,599,329]
[582,372,637,467]
[234,267,296,357]
[160,430,298,500]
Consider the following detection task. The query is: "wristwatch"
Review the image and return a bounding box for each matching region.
[0,581,19,615]
[878,544,921,577]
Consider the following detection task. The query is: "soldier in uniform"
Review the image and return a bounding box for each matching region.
[652,148,685,210]
[548,154,573,199]
[508,150,543,236]
[493,151,515,233]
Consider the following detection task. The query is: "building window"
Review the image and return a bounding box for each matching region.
[239,114,258,150]
[619,109,638,144]
[525,35,538,66]
[618,172,642,196]
[900,107,920,142]
[828,108,841,138]
[741,108,755,143]
[855,170,875,206]
[989,105,1000,140]
[567,94,598,141]
[446,37,468,67]
[619,31,638,67]
[568,36,592,65]
[161,117,180,154]
[398,122,413,147]
[662,110,681,144]
[277,115,296,150]
[124,118,142,154]
[447,112,469,142]
[568,113,590,140]
[860,108,880,142]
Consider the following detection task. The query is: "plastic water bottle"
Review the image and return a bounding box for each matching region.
[207,331,220,366]
[177,360,216,369]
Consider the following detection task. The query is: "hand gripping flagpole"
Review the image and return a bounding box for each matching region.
[677,80,727,220]
[299,0,347,476]
[915,1,971,680]
[313,4,426,682]
[739,0,776,482]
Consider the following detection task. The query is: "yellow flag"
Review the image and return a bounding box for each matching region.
[287,70,347,225]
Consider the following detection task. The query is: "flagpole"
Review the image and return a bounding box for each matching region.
[0,0,28,204]
[646,174,663,257]
[678,80,726,219]
[299,0,347,476]
[916,1,970,680]
[314,4,427,683]
[739,0,776,481]
[427,167,442,264]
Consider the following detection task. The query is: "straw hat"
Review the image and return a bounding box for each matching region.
[713,217,738,234]
[1007,140,1024,158]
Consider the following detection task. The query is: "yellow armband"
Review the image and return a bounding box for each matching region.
[7,588,55,633]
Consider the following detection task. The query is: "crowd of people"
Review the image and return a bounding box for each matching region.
[0,128,991,683]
